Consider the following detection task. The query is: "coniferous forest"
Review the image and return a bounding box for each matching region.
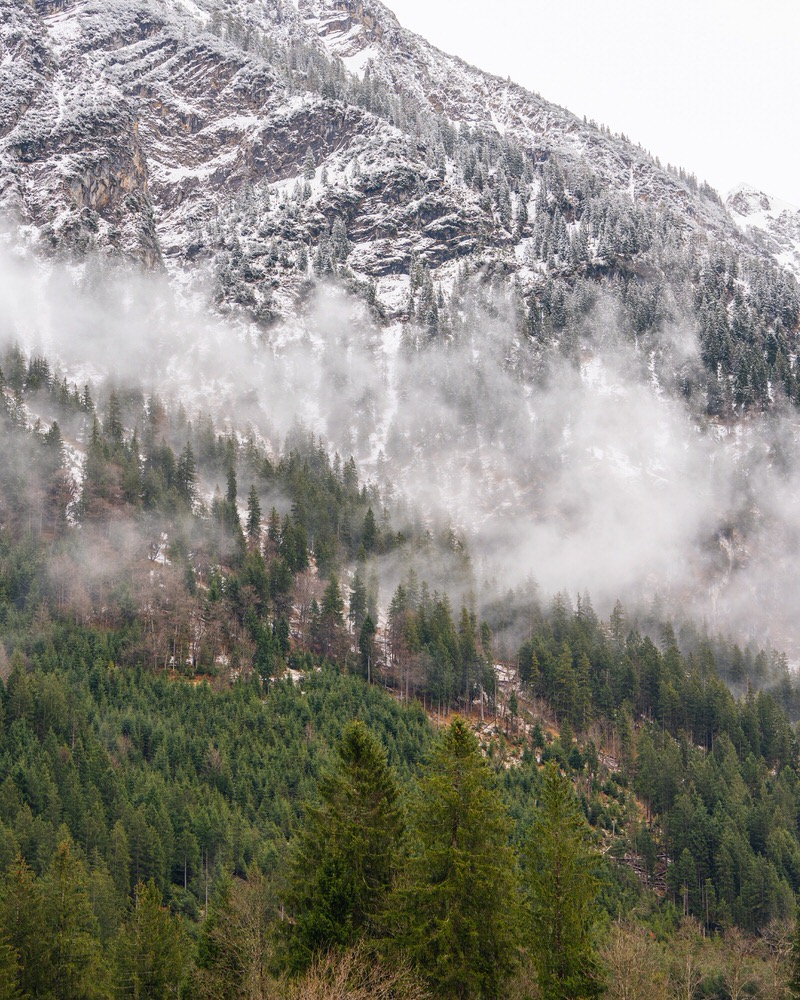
[1,344,800,998]
[4,0,800,992]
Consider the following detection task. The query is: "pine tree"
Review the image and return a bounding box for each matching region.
[104,391,124,449]
[42,840,110,1000]
[266,506,280,547]
[397,716,520,998]
[358,614,377,683]
[175,443,197,509]
[0,857,49,998]
[0,928,20,1000]
[285,721,402,970]
[348,568,368,636]
[303,148,316,180]
[330,217,350,263]
[114,880,189,999]
[361,506,377,552]
[316,577,346,659]
[523,763,604,1000]
[0,857,41,1000]
[245,485,262,545]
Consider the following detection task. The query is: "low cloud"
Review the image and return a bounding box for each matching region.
[2,243,800,658]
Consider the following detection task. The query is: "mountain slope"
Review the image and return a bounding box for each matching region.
[0,0,783,282]
[727,182,800,281]
[2,0,800,658]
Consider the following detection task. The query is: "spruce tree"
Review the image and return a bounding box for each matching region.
[245,485,262,545]
[0,929,20,1000]
[42,840,110,1000]
[397,716,519,999]
[362,507,377,552]
[114,880,189,999]
[0,857,49,999]
[348,568,368,636]
[285,721,402,971]
[523,763,604,1000]
[316,577,346,659]
[358,614,377,682]
[175,443,197,509]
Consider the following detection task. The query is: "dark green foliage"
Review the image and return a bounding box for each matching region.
[0,928,20,1000]
[523,764,604,1000]
[397,717,520,999]
[0,857,50,998]
[285,721,402,970]
[245,485,262,544]
[314,577,347,660]
[42,840,110,999]
[5,342,800,996]
[114,880,189,998]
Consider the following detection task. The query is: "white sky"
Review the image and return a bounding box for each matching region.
[386,0,800,206]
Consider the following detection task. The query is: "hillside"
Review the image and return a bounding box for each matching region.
[3,0,800,660]
[2,1,800,996]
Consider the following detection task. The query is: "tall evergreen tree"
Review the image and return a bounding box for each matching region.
[523,763,604,1000]
[114,880,189,999]
[0,928,20,1000]
[0,857,49,999]
[285,721,402,971]
[397,716,519,999]
[175,443,197,509]
[358,614,377,683]
[348,568,368,636]
[245,485,262,546]
[43,840,110,1000]
[315,577,346,660]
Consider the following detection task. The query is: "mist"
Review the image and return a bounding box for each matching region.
[2,242,800,659]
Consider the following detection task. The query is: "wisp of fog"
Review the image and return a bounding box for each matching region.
[2,245,800,658]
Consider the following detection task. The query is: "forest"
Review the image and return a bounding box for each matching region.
[2,342,800,998]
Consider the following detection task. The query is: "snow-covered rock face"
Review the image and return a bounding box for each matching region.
[3,0,800,655]
[0,0,775,286]
[1,0,462,270]
[726,183,800,281]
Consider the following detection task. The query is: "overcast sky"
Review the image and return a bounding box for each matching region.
[386,0,800,206]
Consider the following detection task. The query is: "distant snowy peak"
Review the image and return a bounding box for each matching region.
[307,0,390,70]
[727,183,799,225]
[726,183,800,280]
[0,0,796,304]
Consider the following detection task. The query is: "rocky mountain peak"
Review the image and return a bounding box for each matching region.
[726,183,800,280]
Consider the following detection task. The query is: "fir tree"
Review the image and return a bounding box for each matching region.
[358,614,377,683]
[348,568,368,636]
[43,840,110,1000]
[397,716,520,998]
[523,763,604,1000]
[175,443,197,509]
[285,721,402,970]
[0,857,49,999]
[302,148,316,180]
[362,506,377,552]
[0,928,20,1000]
[246,485,262,545]
[114,880,189,999]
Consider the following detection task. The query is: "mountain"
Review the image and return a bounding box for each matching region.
[727,182,800,281]
[2,0,800,654]
[0,0,789,283]
[5,3,800,996]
